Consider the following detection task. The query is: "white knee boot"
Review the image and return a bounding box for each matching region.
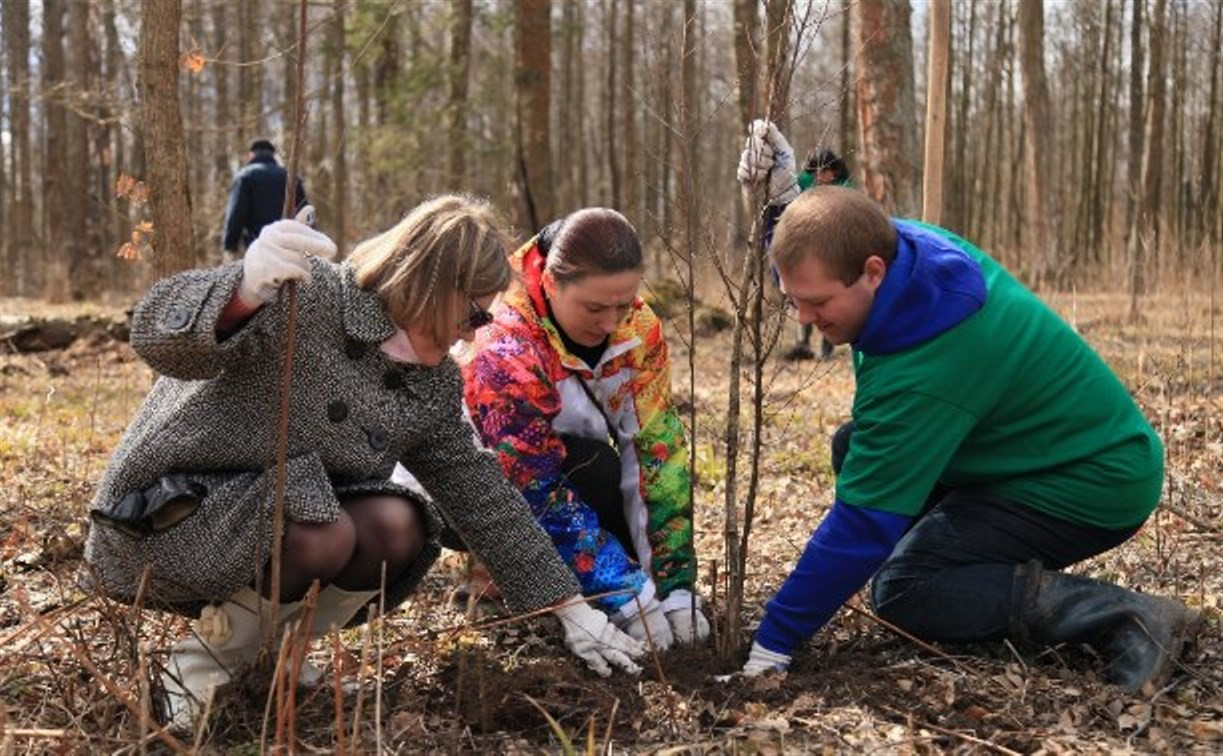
[161,588,301,732]
[292,586,380,688]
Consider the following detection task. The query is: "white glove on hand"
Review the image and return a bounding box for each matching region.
[742,640,791,677]
[613,596,675,651]
[554,597,644,677]
[736,119,800,206]
[237,205,337,306]
[660,590,711,645]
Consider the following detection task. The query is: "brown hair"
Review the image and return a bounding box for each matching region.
[770,186,897,285]
[546,208,644,285]
[348,194,512,346]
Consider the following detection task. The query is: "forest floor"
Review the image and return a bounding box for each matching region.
[0,288,1220,753]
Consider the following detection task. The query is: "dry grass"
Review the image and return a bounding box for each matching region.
[0,285,1219,752]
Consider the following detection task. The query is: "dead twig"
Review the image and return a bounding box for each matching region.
[880,704,1022,756]
[65,641,186,753]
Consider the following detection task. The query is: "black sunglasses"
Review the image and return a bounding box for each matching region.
[466,298,494,330]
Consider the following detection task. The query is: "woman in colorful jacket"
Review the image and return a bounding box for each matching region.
[84,197,644,732]
[462,207,708,649]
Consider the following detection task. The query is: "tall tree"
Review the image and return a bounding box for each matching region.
[448,0,473,189]
[1132,0,1168,310]
[605,0,620,207]
[1201,0,1223,246]
[733,0,760,125]
[239,3,264,137]
[1018,0,1058,283]
[332,0,348,255]
[1125,0,1145,248]
[854,0,920,215]
[923,0,950,225]
[66,0,95,295]
[3,0,33,294]
[140,0,196,276]
[763,0,794,127]
[621,0,638,226]
[42,0,68,301]
[513,0,553,232]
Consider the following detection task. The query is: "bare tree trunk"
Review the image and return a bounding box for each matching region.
[840,0,855,161]
[67,0,97,296]
[923,0,950,225]
[140,0,196,277]
[3,0,33,295]
[950,0,975,233]
[605,0,620,208]
[448,0,473,189]
[1018,0,1058,285]
[42,0,68,301]
[1131,0,1167,316]
[1125,0,1145,250]
[559,0,578,207]
[732,0,760,251]
[1201,0,1223,247]
[764,0,794,128]
[854,0,920,215]
[239,3,263,137]
[622,0,638,227]
[332,0,348,256]
[575,2,589,207]
[514,0,553,232]
[210,1,231,185]
[1088,1,1116,266]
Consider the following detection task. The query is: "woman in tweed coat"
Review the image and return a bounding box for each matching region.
[84,196,644,730]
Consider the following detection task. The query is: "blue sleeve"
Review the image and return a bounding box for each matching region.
[754,500,912,656]
[222,176,246,252]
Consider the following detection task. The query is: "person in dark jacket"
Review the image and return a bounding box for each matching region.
[221,138,308,258]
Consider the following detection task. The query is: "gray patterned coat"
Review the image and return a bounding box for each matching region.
[84,260,580,618]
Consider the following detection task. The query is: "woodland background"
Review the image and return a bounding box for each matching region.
[0,0,1221,752]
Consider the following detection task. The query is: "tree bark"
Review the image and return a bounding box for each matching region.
[1201,0,1223,246]
[1018,0,1058,285]
[1125,0,1144,248]
[448,0,473,189]
[1131,0,1167,311]
[42,0,68,301]
[733,0,760,125]
[605,0,620,208]
[332,0,348,256]
[3,0,33,294]
[764,0,794,128]
[514,0,553,232]
[854,0,920,215]
[922,0,950,225]
[621,0,638,227]
[139,0,196,277]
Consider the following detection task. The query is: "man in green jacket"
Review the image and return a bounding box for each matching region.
[735,121,1200,692]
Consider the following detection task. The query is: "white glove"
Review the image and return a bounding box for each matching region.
[742,640,791,677]
[554,597,644,677]
[612,596,675,651]
[237,205,337,306]
[660,590,711,645]
[736,119,800,206]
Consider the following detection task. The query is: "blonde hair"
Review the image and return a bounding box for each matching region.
[771,186,897,284]
[348,194,512,347]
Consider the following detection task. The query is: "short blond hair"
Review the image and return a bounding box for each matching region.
[771,186,897,284]
[348,194,512,346]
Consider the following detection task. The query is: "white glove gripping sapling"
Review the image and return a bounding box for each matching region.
[736,119,800,206]
[553,596,645,677]
[612,595,675,651]
[659,589,711,645]
[742,640,792,677]
[237,205,338,307]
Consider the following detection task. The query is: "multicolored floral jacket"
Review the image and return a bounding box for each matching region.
[461,238,695,613]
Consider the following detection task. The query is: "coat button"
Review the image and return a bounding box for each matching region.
[327,400,348,423]
[164,306,191,331]
[383,369,404,390]
[367,427,388,451]
[345,339,366,360]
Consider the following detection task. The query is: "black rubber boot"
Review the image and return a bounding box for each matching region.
[1013,561,1201,693]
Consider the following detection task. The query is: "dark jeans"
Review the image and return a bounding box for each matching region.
[829,422,1139,642]
[559,435,634,551]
